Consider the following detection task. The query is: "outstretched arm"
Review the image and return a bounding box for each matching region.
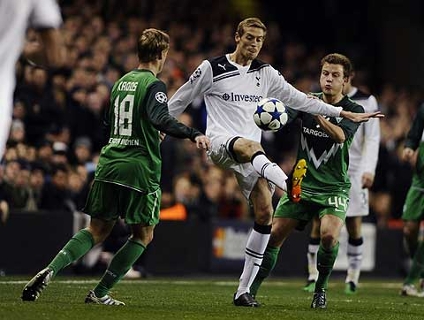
[147,82,210,150]
[168,60,212,118]
[314,115,346,143]
[340,110,384,123]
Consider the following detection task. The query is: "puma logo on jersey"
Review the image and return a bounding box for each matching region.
[218,63,226,70]
[256,76,261,87]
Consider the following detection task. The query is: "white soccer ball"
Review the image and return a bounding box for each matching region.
[253,97,288,132]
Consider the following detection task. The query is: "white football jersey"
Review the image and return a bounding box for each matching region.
[347,87,380,174]
[0,0,62,157]
[168,54,342,142]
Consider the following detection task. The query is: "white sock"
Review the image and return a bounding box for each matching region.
[235,226,270,299]
[251,153,287,191]
[345,238,363,284]
[307,243,319,281]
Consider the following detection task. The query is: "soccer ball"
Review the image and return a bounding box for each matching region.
[253,97,288,132]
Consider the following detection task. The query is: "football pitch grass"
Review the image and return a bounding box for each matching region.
[1,276,423,320]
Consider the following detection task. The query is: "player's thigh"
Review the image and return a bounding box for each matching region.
[320,214,344,241]
[130,224,155,245]
[316,193,347,245]
[89,217,117,243]
[231,137,262,162]
[269,216,298,247]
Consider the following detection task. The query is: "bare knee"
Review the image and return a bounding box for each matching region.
[320,233,337,250]
[138,233,153,246]
[254,205,273,225]
[88,219,115,244]
[268,218,296,247]
[403,222,419,240]
[131,225,155,247]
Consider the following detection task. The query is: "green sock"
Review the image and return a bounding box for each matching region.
[250,245,280,297]
[94,239,146,298]
[315,241,339,292]
[405,241,424,284]
[48,229,94,276]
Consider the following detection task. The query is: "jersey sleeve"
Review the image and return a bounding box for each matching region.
[145,81,202,142]
[168,60,213,118]
[405,103,424,150]
[30,0,63,29]
[361,95,381,174]
[266,67,342,117]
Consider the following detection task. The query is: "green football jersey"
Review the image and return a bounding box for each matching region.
[410,143,424,189]
[404,103,424,188]
[94,69,201,193]
[287,93,364,196]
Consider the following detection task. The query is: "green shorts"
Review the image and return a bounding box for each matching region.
[402,186,424,221]
[274,191,349,226]
[83,180,161,225]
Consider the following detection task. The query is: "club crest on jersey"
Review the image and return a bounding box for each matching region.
[316,116,331,129]
[189,68,202,84]
[155,92,167,103]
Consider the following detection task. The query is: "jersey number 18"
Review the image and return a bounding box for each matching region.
[113,95,134,136]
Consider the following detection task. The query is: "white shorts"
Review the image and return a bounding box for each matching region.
[207,135,265,200]
[346,170,369,217]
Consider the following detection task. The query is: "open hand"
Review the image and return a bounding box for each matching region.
[194,135,211,150]
[341,110,384,123]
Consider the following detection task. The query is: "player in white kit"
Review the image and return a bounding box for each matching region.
[303,70,380,294]
[0,0,63,159]
[168,17,383,306]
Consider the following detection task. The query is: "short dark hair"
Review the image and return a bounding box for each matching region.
[137,28,170,63]
[236,17,267,38]
[320,53,353,78]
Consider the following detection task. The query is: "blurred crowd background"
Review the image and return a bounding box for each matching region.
[0,0,423,234]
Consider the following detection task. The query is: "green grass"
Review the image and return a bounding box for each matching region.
[1,276,423,320]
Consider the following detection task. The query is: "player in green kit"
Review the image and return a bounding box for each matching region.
[21,28,210,305]
[250,53,365,309]
[400,103,424,297]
